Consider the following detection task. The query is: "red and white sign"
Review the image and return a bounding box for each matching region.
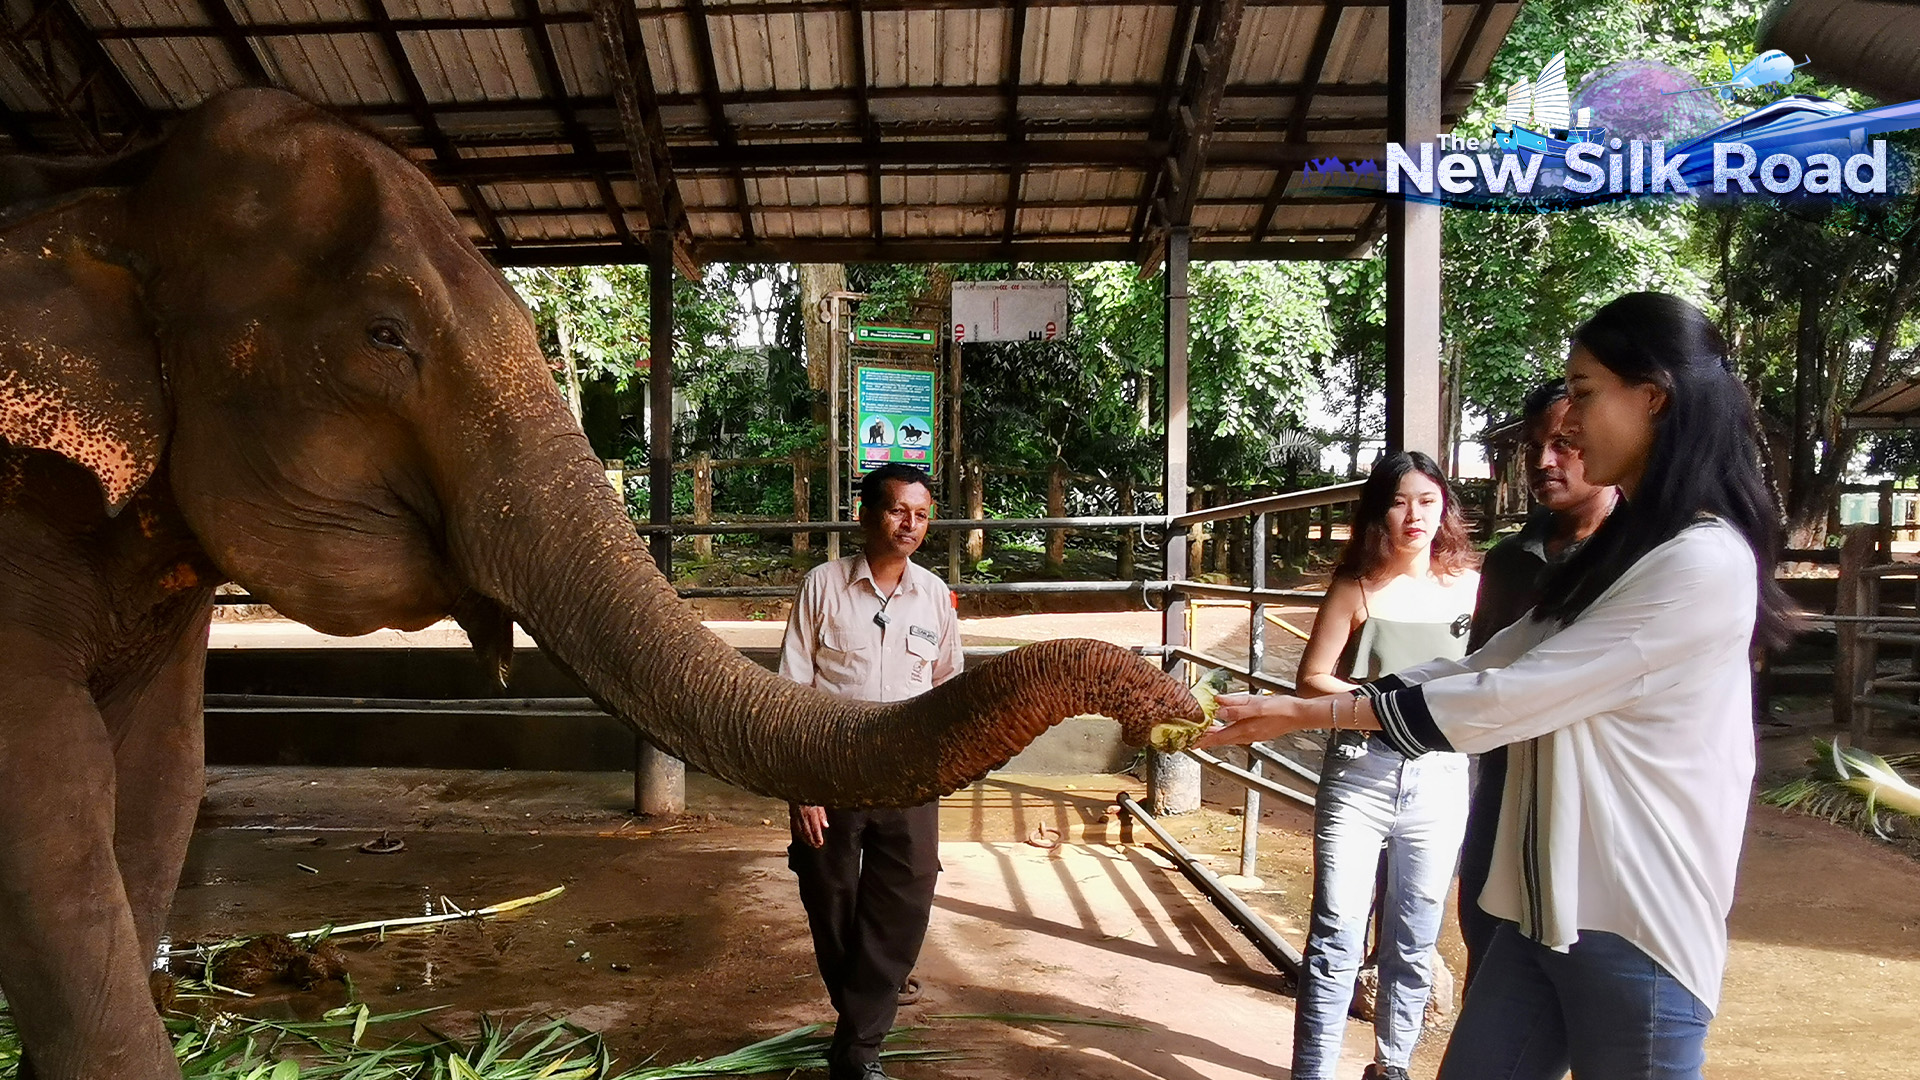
[951,281,1070,343]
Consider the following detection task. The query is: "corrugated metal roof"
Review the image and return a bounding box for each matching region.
[0,0,1522,265]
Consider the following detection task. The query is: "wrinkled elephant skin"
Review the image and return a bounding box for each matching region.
[0,89,1201,1080]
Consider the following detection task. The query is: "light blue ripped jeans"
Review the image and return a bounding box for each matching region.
[1293,734,1469,1080]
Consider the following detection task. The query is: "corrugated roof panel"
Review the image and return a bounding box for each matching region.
[646,8,706,98]
[1058,5,1144,85]
[1324,6,1391,87]
[709,7,762,94]
[1235,6,1326,86]
[1030,5,1085,87]
[546,20,608,98]
[687,208,740,236]
[0,0,1526,260]
[244,0,401,107]
[399,31,523,103]
[1264,201,1374,233]
[101,39,220,111]
[1200,167,1279,201]
[757,206,863,238]
[689,175,734,210]
[938,7,997,88]
[864,10,902,88]
[798,8,846,90]
[385,0,517,19]
[757,9,804,93]
[1193,203,1263,235]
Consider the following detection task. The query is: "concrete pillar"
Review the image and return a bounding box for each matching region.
[1385,0,1443,459]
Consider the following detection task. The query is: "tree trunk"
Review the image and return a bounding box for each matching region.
[1046,459,1067,573]
[557,317,583,424]
[1788,279,1824,535]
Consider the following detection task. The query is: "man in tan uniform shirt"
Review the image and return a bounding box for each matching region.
[779,463,961,1080]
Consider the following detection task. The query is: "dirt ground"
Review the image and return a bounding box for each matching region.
[172,742,1920,1080]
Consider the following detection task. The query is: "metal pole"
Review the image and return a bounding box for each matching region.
[1240,510,1267,879]
[641,228,685,814]
[1117,793,1301,977]
[635,739,685,817]
[1154,226,1201,816]
[647,229,675,572]
[827,295,843,563]
[947,326,964,585]
[1385,0,1443,459]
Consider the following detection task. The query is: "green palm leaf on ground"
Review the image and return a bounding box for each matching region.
[1761,738,1920,840]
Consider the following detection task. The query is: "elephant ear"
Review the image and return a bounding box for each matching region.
[0,189,165,515]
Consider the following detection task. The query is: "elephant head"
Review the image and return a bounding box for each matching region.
[3,88,1199,808]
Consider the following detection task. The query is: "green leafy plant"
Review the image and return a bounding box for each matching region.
[1762,738,1920,840]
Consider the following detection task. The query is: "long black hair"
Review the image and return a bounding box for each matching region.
[1535,292,1796,649]
[1332,451,1475,583]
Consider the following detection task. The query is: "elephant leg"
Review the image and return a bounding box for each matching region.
[101,604,212,968]
[0,650,181,1080]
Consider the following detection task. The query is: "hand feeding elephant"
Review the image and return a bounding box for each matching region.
[0,88,1201,1080]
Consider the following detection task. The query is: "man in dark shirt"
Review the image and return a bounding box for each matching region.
[1459,381,1616,988]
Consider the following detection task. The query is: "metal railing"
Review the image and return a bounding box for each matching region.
[211,478,1366,973]
[1135,479,1365,973]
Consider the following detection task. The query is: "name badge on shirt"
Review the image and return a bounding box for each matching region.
[909,624,939,646]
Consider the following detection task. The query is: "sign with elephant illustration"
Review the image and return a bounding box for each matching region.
[853,365,939,477]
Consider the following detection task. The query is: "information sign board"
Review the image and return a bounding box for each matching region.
[853,365,939,476]
[951,280,1070,342]
[852,324,938,347]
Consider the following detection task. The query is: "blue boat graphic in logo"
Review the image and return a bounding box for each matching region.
[1493,52,1609,155]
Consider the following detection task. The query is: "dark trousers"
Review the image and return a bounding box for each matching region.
[788,801,941,1076]
[1458,745,1507,990]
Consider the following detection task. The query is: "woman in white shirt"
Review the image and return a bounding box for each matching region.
[1200,292,1793,1080]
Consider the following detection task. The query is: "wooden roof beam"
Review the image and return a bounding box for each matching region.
[494,236,1366,266]
[511,0,638,251]
[0,0,155,153]
[96,13,593,38]
[999,0,1028,245]
[683,0,755,243]
[364,0,512,254]
[192,0,272,85]
[848,0,882,240]
[590,0,699,277]
[1137,0,1247,270]
[425,137,1383,181]
[1129,0,1199,246]
[1252,0,1341,240]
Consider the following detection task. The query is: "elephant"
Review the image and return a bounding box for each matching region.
[0,88,1200,1080]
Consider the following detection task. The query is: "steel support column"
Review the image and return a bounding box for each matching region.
[1385,0,1443,459]
[640,226,685,816]
[1154,226,1201,816]
[648,230,675,572]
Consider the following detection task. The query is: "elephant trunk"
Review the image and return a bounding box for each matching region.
[450,432,1199,807]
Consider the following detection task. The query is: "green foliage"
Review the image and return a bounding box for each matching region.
[507,265,653,393]
[0,999,962,1079]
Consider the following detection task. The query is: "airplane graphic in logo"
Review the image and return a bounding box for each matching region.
[1665,50,1811,100]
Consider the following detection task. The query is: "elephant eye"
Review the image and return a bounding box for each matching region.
[368,322,408,351]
